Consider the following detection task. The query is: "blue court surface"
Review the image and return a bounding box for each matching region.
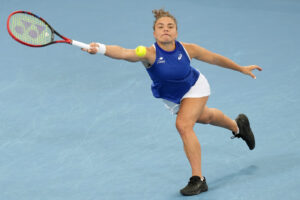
[1,0,300,199]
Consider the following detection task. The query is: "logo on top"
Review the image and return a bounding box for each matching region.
[157,57,165,64]
[178,53,182,60]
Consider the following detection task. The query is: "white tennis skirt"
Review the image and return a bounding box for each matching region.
[163,73,211,115]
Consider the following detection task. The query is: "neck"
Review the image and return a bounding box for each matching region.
[157,41,176,52]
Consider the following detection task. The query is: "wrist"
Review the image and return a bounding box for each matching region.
[96,43,106,54]
[238,66,245,73]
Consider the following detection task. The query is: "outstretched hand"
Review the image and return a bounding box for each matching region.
[240,65,263,79]
[81,42,99,54]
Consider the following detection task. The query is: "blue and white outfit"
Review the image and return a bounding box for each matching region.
[146,41,211,114]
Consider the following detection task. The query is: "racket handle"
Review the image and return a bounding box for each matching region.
[71,40,90,49]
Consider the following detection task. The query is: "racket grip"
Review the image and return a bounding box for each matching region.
[71,40,90,49]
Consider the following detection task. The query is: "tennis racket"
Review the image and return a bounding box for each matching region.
[7,10,90,49]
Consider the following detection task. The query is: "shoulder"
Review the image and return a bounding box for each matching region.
[143,45,156,66]
[146,45,156,54]
[180,42,206,59]
[180,42,196,48]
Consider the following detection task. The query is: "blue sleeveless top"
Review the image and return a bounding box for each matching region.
[146,41,200,104]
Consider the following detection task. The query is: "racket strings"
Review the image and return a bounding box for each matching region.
[9,13,52,45]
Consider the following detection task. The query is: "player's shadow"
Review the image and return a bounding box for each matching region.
[208,165,258,191]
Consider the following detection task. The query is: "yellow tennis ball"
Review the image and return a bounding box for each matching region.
[135,46,147,57]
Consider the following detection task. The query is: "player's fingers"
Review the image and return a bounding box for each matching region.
[91,47,99,53]
[90,42,98,48]
[249,72,256,79]
[255,66,263,71]
[251,65,263,71]
[81,47,98,54]
[252,74,256,79]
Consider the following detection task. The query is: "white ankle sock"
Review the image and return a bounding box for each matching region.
[234,120,240,134]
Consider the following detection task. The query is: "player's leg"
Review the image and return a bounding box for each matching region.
[197,107,255,150]
[196,106,238,132]
[175,97,209,196]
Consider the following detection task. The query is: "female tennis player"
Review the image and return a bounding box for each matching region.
[82,9,262,196]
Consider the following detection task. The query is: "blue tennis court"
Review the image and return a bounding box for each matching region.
[1,0,300,199]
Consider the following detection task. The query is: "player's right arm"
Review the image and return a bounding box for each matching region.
[82,42,155,65]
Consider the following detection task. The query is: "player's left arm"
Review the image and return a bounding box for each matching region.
[183,43,262,79]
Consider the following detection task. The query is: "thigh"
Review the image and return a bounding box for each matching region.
[177,96,209,125]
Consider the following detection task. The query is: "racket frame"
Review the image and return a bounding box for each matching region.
[7,10,89,49]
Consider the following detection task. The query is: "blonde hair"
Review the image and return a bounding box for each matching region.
[152,8,177,30]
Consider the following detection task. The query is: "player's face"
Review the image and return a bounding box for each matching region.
[153,17,178,44]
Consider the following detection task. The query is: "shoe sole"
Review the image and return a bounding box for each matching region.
[180,187,208,196]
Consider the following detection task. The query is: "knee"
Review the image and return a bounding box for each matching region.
[176,119,193,136]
